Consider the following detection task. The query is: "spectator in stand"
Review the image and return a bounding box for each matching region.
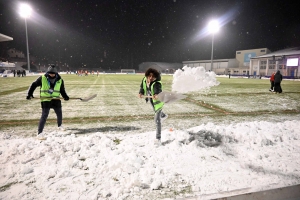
[269,71,275,92]
[274,70,283,93]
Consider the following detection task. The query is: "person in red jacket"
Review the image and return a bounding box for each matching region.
[269,71,275,92]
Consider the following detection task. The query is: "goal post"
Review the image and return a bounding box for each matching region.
[121,69,135,74]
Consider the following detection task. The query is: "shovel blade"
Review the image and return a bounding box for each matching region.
[81,94,97,102]
[157,91,186,104]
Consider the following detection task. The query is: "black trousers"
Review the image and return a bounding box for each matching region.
[270,81,274,90]
[38,107,62,134]
[274,82,282,93]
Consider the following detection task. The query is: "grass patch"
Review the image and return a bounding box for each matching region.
[1,74,300,136]
[113,138,122,145]
[173,185,192,196]
[0,182,18,192]
[0,86,29,96]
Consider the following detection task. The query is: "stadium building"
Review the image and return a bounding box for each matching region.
[249,47,300,78]
[182,48,270,76]
[139,47,300,78]
[182,47,300,78]
[0,33,16,71]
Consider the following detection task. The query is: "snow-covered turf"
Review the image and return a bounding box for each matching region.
[0,67,300,199]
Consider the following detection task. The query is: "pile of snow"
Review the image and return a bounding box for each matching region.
[1,120,300,199]
[172,66,220,93]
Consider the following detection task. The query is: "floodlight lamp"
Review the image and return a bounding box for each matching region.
[19,3,32,18]
[208,20,220,33]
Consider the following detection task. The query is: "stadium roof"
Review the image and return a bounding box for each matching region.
[0,33,13,42]
[253,47,300,58]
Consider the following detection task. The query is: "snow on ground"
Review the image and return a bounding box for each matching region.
[1,121,300,199]
[0,66,300,200]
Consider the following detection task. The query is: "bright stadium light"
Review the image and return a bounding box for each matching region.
[19,3,32,72]
[208,20,220,71]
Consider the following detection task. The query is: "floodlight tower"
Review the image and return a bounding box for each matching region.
[208,20,220,72]
[19,3,32,72]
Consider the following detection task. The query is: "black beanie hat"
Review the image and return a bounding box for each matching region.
[47,65,57,73]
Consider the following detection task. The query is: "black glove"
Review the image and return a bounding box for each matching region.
[64,96,69,101]
[26,95,34,100]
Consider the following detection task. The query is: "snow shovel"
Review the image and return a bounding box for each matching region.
[38,94,97,102]
[143,91,186,104]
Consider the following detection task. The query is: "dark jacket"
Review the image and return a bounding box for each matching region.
[27,72,69,108]
[274,71,282,83]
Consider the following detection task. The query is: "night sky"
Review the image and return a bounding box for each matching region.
[1,0,300,70]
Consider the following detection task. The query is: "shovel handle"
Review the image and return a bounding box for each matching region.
[142,95,153,98]
[36,97,81,100]
[141,95,161,100]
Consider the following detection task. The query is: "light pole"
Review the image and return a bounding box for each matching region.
[19,3,32,72]
[208,20,220,72]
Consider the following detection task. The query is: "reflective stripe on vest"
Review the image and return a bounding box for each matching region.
[40,75,62,102]
[151,81,164,112]
[142,77,147,96]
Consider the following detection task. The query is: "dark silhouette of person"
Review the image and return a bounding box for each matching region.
[274,70,283,93]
